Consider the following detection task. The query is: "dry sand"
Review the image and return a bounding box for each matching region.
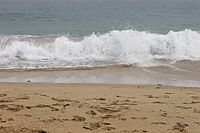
[0,83,200,133]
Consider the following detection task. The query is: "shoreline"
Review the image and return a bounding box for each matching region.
[0,59,199,72]
[0,83,200,133]
[0,65,200,87]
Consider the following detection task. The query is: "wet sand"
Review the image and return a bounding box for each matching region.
[0,83,200,133]
[0,65,200,87]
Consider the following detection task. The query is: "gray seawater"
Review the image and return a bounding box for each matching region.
[0,0,200,70]
[0,0,200,35]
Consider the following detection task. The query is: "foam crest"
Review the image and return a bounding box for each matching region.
[0,29,200,69]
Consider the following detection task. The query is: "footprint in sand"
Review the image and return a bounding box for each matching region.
[72,115,86,122]
[109,100,138,106]
[191,96,200,100]
[37,129,47,133]
[173,122,188,132]
[153,84,162,89]
[120,129,148,133]
[103,126,116,131]
[83,121,114,131]
[86,110,97,116]
[116,95,135,99]
[120,118,127,121]
[151,122,167,125]
[15,96,30,101]
[41,117,65,123]
[156,84,162,89]
[0,99,14,103]
[161,112,168,117]
[176,116,185,119]
[133,130,148,133]
[131,117,147,120]
[165,92,174,95]
[35,93,49,97]
[63,103,70,108]
[143,95,159,99]
[194,108,200,113]
[7,118,14,122]
[26,104,59,111]
[183,101,200,104]
[163,95,170,98]
[144,95,169,99]
[51,103,62,106]
[194,122,200,126]
[0,118,6,123]
[91,106,121,114]
[0,126,47,133]
[0,93,7,97]
[83,122,101,130]
[152,101,166,104]
[0,95,29,103]
[92,97,106,101]
[0,126,14,132]
[175,106,192,109]
[51,97,79,103]
[101,114,122,119]
[24,114,32,117]
[0,104,24,112]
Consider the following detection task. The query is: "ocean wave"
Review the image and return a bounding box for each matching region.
[0,29,200,69]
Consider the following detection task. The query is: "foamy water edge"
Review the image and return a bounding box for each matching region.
[0,29,200,69]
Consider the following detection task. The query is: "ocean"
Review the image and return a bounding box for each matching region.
[0,0,200,70]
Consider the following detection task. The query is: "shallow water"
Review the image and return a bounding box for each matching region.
[0,61,200,87]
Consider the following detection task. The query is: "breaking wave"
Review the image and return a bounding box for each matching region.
[0,29,200,69]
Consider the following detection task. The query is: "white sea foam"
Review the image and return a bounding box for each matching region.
[0,29,200,69]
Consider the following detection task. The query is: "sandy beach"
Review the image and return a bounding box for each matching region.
[1,0,200,133]
[0,83,200,133]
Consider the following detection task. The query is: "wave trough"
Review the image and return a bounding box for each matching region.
[0,29,200,69]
